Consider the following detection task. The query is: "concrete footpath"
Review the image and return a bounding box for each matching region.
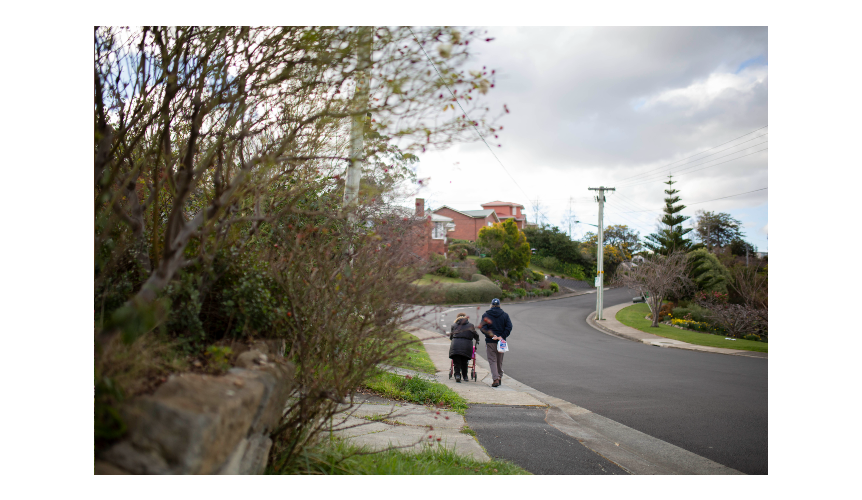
[588,302,768,359]
[401,327,744,475]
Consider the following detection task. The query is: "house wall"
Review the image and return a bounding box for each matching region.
[409,217,449,259]
[482,204,526,230]
[433,208,480,241]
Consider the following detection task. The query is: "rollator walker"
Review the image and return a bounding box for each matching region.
[449,338,478,382]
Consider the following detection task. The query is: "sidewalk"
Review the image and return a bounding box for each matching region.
[330,392,489,462]
[588,302,768,359]
[405,327,743,475]
[407,328,549,406]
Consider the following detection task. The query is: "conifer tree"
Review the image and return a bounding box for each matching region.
[644,175,697,255]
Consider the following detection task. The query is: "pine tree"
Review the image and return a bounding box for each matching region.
[644,175,698,255]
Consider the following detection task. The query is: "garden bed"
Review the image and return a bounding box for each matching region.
[616,304,768,353]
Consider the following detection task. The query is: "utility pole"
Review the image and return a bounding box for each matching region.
[589,186,615,320]
[343,26,372,222]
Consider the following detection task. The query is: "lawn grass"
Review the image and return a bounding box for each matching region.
[616,303,768,353]
[413,274,467,285]
[528,262,585,281]
[387,330,437,375]
[267,438,530,475]
[363,372,469,415]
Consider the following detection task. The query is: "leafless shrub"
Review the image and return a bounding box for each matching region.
[694,292,764,339]
[729,266,768,332]
[261,211,436,471]
[612,251,693,327]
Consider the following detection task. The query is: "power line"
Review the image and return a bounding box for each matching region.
[620,147,768,187]
[687,187,767,206]
[409,27,530,201]
[620,132,768,183]
[617,125,768,182]
[604,186,768,214]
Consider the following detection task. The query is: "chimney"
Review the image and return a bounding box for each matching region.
[415,198,424,217]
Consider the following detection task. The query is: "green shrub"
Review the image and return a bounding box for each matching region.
[513,287,527,298]
[540,256,559,270]
[549,282,559,293]
[448,243,477,256]
[433,265,460,279]
[672,304,711,323]
[743,334,761,342]
[475,258,496,276]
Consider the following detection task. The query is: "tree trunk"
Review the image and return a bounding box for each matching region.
[650,295,661,327]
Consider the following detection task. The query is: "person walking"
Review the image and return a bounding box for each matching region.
[449,313,479,383]
[480,298,512,388]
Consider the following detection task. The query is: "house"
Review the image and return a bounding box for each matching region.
[480,201,528,229]
[431,205,500,241]
[412,198,453,259]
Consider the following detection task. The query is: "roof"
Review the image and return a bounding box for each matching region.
[430,213,453,222]
[481,201,525,208]
[461,209,498,218]
[433,206,500,221]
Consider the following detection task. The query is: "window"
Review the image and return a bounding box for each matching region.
[487,221,492,226]
[511,206,514,215]
[432,222,445,239]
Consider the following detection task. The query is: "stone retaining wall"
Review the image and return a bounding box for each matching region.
[95,340,294,475]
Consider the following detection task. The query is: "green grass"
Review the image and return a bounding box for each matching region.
[360,414,407,426]
[459,425,476,436]
[528,262,582,280]
[363,372,469,415]
[413,274,467,285]
[267,438,530,475]
[388,330,437,374]
[616,303,768,353]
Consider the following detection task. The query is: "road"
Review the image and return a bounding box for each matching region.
[417,288,768,475]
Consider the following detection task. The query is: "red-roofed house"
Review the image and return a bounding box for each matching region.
[431,206,500,242]
[480,201,528,229]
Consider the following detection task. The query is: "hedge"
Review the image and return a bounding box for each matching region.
[410,274,502,305]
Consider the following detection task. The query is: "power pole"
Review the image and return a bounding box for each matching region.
[589,186,615,320]
[343,26,372,222]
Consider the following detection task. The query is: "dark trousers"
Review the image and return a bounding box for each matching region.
[452,355,469,379]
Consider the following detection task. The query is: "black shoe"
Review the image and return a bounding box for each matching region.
[455,375,461,383]
[492,379,500,387]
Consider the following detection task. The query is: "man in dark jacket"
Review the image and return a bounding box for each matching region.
[449,313,479,383]
[480,298,512,387]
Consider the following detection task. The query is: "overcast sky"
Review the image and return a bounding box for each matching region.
[411,27,768,252]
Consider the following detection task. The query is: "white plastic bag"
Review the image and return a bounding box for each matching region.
[497,339,509,353]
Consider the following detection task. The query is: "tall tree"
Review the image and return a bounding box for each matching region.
[693,210,744,252]
[477,219,531,277]
[644,175,697,255]
[523,224,584,265]
[582,225,642,260]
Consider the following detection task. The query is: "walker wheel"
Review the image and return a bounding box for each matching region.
[471,370,476,381]
[448,367,453,379]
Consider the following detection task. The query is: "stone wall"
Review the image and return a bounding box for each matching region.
[95,340,294,475]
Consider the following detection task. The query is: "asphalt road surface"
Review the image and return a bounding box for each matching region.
[429,288,768,475]
[465,405,627,475]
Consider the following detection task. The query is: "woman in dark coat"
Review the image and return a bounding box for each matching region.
[449,313,479,383]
